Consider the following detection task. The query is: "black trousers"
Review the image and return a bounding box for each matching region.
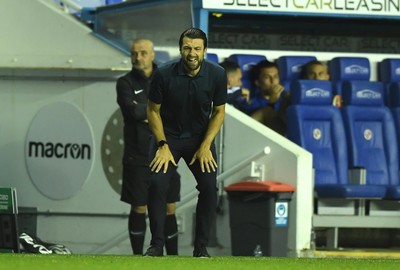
[147,136,218,249]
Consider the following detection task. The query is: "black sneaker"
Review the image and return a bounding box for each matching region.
[143,246,163,257]
[193,246,211,258]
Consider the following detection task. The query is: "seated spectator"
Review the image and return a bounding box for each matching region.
[219,60,250,109]
[301,60,330,80]
[301,60,340,107]
[238,60,288,135]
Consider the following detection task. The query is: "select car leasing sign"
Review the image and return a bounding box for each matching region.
[202,0,400,17]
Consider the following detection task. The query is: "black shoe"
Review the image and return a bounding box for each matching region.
[144,246,163,257]
[193,246,211,258]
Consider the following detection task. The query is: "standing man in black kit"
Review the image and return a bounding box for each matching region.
[144,28,227,258]
[116,38,181,256]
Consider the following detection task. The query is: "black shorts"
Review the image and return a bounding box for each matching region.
[120,164,180,207]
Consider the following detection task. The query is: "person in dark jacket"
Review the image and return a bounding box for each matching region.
[116,38,180,255]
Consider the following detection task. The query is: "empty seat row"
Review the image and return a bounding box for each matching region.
[286,80,400,200]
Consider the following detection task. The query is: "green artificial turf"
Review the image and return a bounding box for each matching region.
[0,254,399,270]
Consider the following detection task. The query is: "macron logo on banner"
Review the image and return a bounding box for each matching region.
[28,142,91,160]
[25,102,94,200]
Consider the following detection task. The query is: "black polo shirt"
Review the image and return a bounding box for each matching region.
[149,59,227,139]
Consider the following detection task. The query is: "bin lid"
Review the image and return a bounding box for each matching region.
[224,180,296,192]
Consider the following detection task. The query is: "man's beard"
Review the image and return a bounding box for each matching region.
[183,57,202,71]
[132,63,146,76]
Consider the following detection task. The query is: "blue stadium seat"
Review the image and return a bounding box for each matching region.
[386,83,400,199]
[341,80,399,199]
[228,54,267,89]
[379,58,400,105]
[276,56,317,91]
[206,53,219,64]
[329,57,371,97]
[286,80,386,198]
[380,58,400,83]
[155,50,170,64]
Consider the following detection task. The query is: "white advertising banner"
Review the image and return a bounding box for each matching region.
[202,0,400,17]
[25,102,94,200]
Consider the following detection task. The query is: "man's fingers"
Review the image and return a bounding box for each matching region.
[200,159,218,173]
[154,161,164,173]
[207,160,217,173]
[200,161,205,173]
[189,150,217,173]
[171,159,178,167]
[204,162,210,173]
[210,160,217,172]
[189,156,196,166]
[149,157,161,172]
[149,159,156,168]
[150,162,158,172]
[162,162,169,174]
[150,156,176,173]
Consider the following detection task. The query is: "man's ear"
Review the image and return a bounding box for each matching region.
[227,74,233,86]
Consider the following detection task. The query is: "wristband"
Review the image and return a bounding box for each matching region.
[157,140,167,147]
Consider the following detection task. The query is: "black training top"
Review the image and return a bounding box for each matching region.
[116,65,156,165]
[149,59,227,139]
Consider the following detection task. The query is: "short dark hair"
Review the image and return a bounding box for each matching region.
[219,60,240,74]
[250,60,279,82]
[301,60,328,79]
[179,28,208,50]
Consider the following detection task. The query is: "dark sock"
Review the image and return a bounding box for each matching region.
[128,210,146,255]
[164,214,178,255]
